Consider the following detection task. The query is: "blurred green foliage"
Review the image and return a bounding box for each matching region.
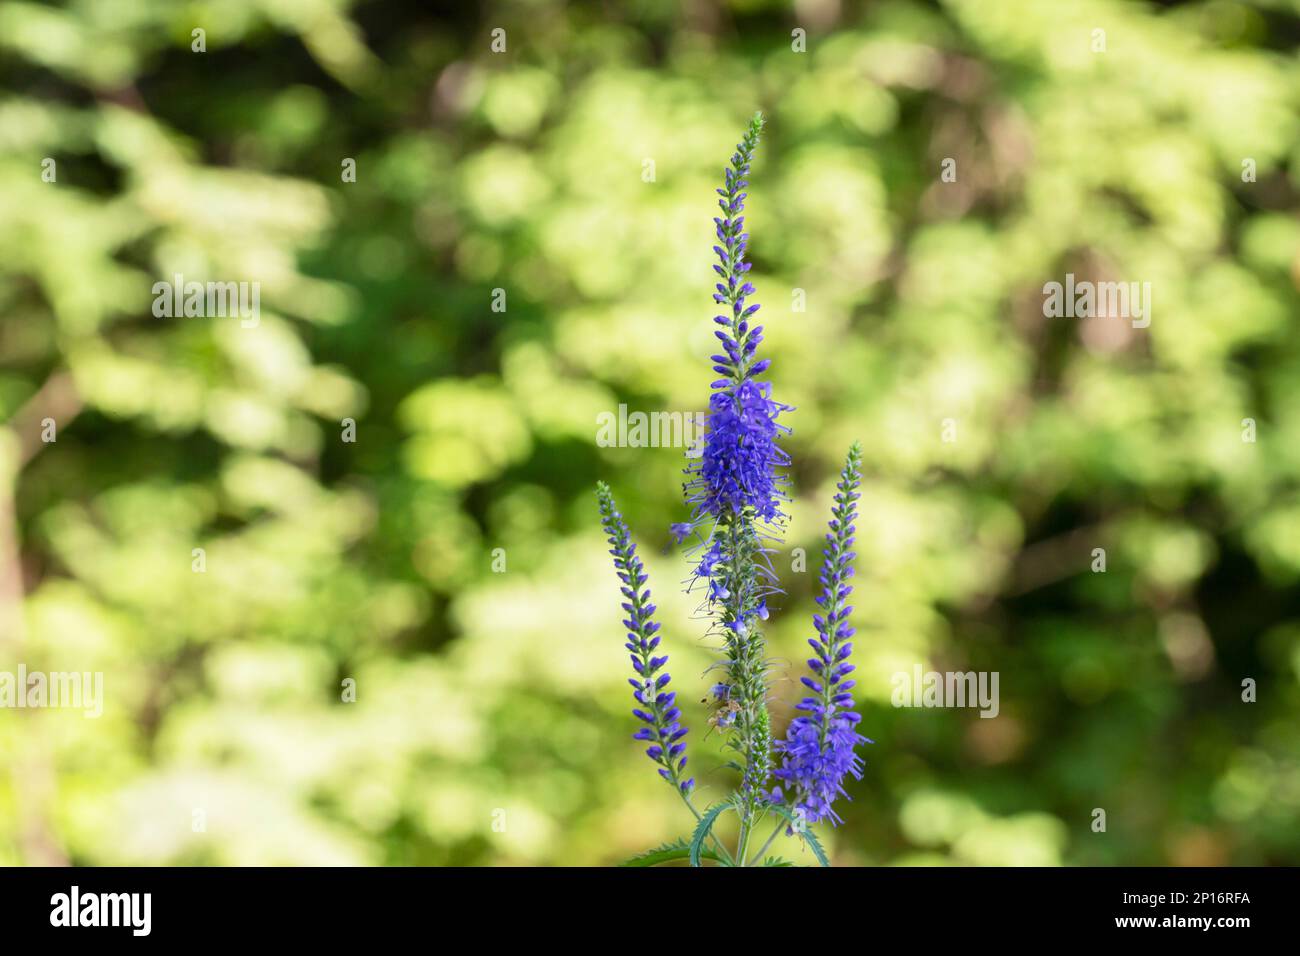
[1,0,1299,866]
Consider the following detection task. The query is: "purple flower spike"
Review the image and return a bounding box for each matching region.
[774,442,872,826]
[596,482,693,795]
[696,379,790,523]
[684,113,791,529]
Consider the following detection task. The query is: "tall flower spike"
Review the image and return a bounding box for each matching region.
[596,482,693,794]
[774,442,871,826]
[685,111,791,527]
[679,114,789,815]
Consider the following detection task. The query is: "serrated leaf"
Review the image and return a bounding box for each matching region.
[798,826,831,867]
[765,804,832,867]
[762,856,795,866]
[620,837,722,867]
[689,802,734,867]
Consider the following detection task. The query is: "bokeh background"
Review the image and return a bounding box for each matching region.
[2,0,1300,866]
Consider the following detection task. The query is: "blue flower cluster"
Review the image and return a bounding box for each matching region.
[773,443,871,825]
[685,114,790,527]
[596,482,692,794]
[595,115,869,855]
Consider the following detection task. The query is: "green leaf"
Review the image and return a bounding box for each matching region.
[798,826,831,867]
[765,804,832,867]
[689,802,734,867]
[762,856,795,866]
[620,838,722,867]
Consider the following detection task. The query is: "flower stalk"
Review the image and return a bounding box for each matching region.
[596,115,869,866]
[773,442,872,827]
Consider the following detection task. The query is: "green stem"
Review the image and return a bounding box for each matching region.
[736,819,753,867]
[735,804,769,867]
[751,818,785,864]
